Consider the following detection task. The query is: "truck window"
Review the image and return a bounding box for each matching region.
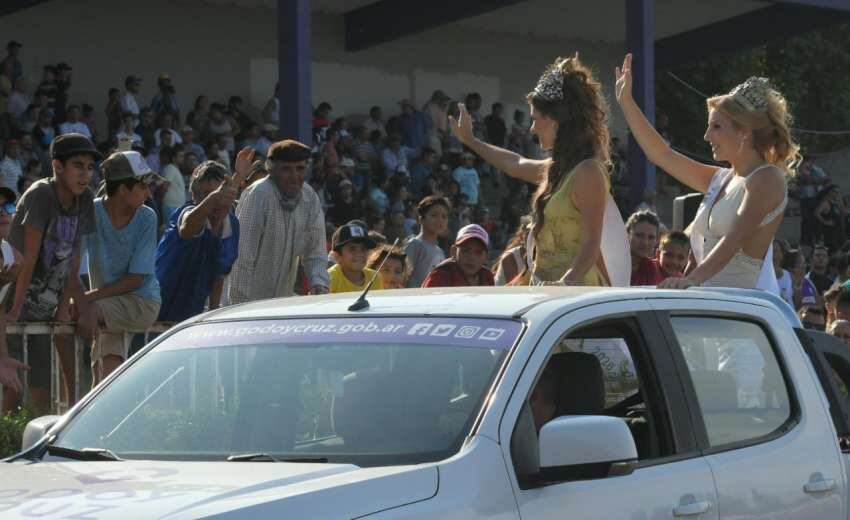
[669,317,792,447]
[527,319,674,461]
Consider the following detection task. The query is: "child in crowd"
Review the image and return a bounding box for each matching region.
[494,218,529,286]
[405,195,449,288]
[657,230,690,278]
[627,210,664,286]
[422,224,494,288]
[367,245,408,289]
[798,305,826,332]
[823,285,846,329]
[327,223,382,293]
[829,319,850,347]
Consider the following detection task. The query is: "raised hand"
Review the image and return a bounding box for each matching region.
[448,103,474,146]
[614,53,633,105]
[233,147,256,190]
[211,175,240,209]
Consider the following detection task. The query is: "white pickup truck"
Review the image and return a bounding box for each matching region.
[3,286,850,519]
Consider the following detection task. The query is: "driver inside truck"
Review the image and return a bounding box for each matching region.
[530,361,559,430]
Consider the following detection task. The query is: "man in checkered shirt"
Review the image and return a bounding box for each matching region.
[225,140,329,304]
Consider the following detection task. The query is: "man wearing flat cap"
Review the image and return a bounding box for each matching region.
[226,139,329,303]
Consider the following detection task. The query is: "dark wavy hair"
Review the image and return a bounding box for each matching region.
[527,54,611,239]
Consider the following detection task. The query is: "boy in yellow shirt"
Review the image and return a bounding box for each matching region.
[328,223,383,293]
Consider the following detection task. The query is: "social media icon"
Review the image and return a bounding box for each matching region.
[430,324,457,337]
[407,323,433,336]
[455,326,480,339]
[479,328,505,341]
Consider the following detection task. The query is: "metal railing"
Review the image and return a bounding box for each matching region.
[3,322,174,414]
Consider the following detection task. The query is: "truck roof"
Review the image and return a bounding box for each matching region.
[194,286,800,325]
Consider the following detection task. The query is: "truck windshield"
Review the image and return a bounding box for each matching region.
[52,317,522,466]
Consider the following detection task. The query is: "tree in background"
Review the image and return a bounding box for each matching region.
[656,22,850,161]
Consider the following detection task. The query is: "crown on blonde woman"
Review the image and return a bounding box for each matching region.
[729,76,772,112]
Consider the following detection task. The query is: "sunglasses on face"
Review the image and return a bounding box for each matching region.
[0,202,16,216]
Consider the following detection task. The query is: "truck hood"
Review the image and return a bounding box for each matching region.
[0,460,437,519]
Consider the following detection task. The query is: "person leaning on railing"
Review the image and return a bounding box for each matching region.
[5,134,100,410]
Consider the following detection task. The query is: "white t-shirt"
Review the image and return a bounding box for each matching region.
[777,269,793,305]
[0,156,22,195]
[116,131,143,146]
[120,92,140,115]
[59,121,91,137]
[161,164,186,209]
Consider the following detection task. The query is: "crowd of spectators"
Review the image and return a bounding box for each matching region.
[0,40,544,410]
[0,39,848,413]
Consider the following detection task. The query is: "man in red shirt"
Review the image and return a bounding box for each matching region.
[422,224,494,288]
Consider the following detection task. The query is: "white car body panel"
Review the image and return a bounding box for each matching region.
[648,297,847,519]
[0,460,437,519]
[3,287,848,519]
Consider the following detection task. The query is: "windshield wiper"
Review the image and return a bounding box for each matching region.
[227,452,279,462]
[227,452,328,463]
[45,445,122,461]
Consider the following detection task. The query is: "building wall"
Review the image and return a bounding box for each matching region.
[0,0,628,140]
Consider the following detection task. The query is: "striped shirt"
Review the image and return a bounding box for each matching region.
[225,178,329,304]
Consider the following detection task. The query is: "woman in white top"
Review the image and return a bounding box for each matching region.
[615,54,799,291]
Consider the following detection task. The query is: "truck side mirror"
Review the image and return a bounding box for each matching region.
[538,415,638,482]
[21,415,61,452]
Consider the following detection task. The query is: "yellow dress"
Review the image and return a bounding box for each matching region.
[531,160,610,286]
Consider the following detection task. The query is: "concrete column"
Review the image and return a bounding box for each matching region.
[626,0,656,210]
[278,0,312,145]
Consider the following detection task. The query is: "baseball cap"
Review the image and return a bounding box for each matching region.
[101,151,165,186]
[455,224,490,250]
[339,157,355,168]
[332,223,377,252]
[181,125,194,133]
[125,75,141,86]
[462,151,475,160]
[50,133,101,161]
[158,72,171,81]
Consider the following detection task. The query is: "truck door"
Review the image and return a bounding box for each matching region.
[655,299,844,520]
[502,301,719,519]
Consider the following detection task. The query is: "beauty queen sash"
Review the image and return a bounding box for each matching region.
[689,168,779,295]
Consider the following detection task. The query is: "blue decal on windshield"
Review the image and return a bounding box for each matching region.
[159,317,522,351]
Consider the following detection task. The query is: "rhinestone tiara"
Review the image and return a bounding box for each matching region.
[534,65,564,102]
[729,76,772,112]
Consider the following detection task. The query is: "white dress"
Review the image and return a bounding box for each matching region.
[691,166,787,291]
